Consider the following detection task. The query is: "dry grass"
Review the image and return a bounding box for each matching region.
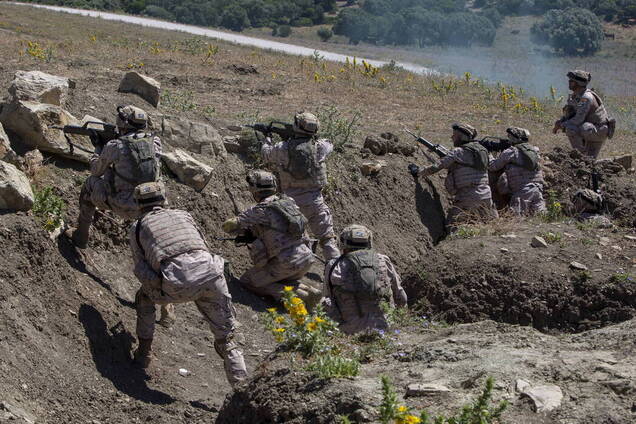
[0,3,633,158]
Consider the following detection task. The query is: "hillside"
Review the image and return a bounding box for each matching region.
[0,3,635,424]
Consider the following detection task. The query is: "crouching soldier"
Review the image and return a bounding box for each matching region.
[324,224,407,334]
[130,182,247,386]
[222,170,317,302]
[488,127,546,215]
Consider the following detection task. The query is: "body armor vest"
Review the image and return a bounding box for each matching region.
[279,137,327,190]
[113,134,158,186]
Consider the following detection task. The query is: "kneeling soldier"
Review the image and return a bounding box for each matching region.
[130,182,247,385]
[324,224,407,334]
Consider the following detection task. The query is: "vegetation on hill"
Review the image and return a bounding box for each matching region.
[475,0,636,23]
[531,8,605,56]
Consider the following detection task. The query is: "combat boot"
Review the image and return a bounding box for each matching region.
[215,338,248,386]
[133,338,153,368]
[158,304,176,328]
[69,219,91,249]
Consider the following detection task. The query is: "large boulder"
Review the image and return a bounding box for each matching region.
[0,161,34,211]
[118,72,161,107]
[0,101,92,163]
[0,122,19,165]
[8,70,74,106]
[159,116,226,158]
[162,149,214,192]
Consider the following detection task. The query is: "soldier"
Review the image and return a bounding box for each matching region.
[261,112,340,260]
[324,224,407,335]
[553,70,614,158]
[410,123,498,230]
[571,188,612,228]
[67,105,161,248]
[222,170,317,302]
[130,182,247,385]
[488,127,546,215]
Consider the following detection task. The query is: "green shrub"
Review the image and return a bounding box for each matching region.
[307,354,360,378]
[317,105,361,152]
[33,187,65,232]
[531,8,604,56]
[277,25,292,37]
[317,27,334,42]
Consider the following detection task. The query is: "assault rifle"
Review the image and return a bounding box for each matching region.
[246,121,295,141]
[403,128,450,158]
[216,230,256,246]
[53,121,119,154]
[478,136,511,152]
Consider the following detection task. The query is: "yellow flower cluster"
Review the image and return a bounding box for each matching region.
[395,406,421,424]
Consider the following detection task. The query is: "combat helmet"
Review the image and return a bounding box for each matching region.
[117,105,148,130]
[340,224,372,251]
[506,127,530,144]
[567,70,591,87]
[293,112,320,136]
[246,170,277,197]
[572,188,602,213]
[134,181,166,209]
[451,123,477,143]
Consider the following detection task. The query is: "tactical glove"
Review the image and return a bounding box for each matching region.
[407,163,420,177]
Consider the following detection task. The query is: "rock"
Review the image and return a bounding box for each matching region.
[405,383,451,397]
[569,261,588,271]
[118,72,161,107]
[501,234,517,239]
[364,135,390,155]
[0,401,36,424]
[599,237,611,246]
[603,380,634,395]
[595,253,602,260]
[360,160,386,176]
[522,385,563,413]
[612,154,632,171]
[8,70,74,106]
[178,368,190,377]
[160,116,226,158]
[0,161,34,211]
[0,101,91,163]
[222,135,242,154]
[162,149,214,192]
[500,248,509,253]
[0,122,19,164]
[531,236,548,248]
[229,64,258,75]
[22,149,44,175]
[515,379,531,393]
[624,235,636,241]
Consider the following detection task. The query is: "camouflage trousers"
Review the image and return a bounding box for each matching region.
[285,188,340,260]
[566,123,608,159]
[78,176,140,225]
[446,198,498,230]
[510,183,546,216]
[135,274,247,384]
[240,246,314,300]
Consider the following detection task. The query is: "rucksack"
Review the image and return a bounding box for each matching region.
[515,143,539,171]
[461,142,489,171]
[286,137,320,180]
[113,134,159,185]
[266,195,306,237]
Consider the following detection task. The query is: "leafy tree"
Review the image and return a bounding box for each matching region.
[277,24,292,37]
[220,4,251,31]
[142,5,174,20]
[317,27,333,41]
[531,8,604,55]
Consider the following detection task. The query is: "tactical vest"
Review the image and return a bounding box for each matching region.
[113,134,159,186]
[280,137,327,189]
[331,250,391,299]
[135,208,208,271]
[265,194,306,237]
[514,143,539,171]
[461,142,489,171]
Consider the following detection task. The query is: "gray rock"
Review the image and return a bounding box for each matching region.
[22,149,44,176]
[118,72,161,107]
[569,261,588,271]
[0,122,19,164]
[599,237,611,246]
[521,384,563,413]
[0,101,91,163]
[0,161,34,211]
[531,236,548,248]
[162,149,214,192]
[8,70,74,106]
[624,235,636,241]
[405,383,451,397]
[160,116,226,158]
[0,401,36,424]
[223,135,243,154]
[515,379,531,393]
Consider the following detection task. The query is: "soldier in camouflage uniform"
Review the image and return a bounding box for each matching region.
[222,170,316,301]
[67,105,162,249]
[571,188,612,228]
[488,127,546,215]
[412,123,498,230]
[324,224,407,335]
[261,112,340,260]
[130,182,247,385]
[553,70,614,158]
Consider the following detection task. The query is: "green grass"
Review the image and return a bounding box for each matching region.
[307,353,360,379]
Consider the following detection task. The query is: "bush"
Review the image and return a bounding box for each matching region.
[317,27,333,42]
[220,4,251,31]
[33,187,65,232]
[277,24,292,37]
[142,5,174,21]
[531,8,604,56]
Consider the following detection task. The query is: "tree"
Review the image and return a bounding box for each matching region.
[317,27,333,41]
[277,24,292,37]
[220,4,251,31]
[142,5,174,21]
[531,8,604,55]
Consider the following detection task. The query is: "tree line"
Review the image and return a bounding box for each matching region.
[475,0,636,23]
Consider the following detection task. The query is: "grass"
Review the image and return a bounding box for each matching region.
[539,231,562,244]
[306,353,360,379]
[609,273,633,284]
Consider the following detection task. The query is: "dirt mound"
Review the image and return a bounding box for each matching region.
[544,147,636,227]
[403,221,636,333]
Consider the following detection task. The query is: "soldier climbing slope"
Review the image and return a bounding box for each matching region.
[324,224,407,335]
[488,127,546,216]
[222,170,318,303]
[261,112,340,260]
[130,182,247,386]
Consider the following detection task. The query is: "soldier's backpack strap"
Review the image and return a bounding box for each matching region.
[327,255,347,318]
[135,217,146,259]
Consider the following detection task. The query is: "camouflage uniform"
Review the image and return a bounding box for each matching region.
[572,188,612,228]
[261,113,340,260]
[130,196,247,385]
[324,225,407,334]
[236,194,314,300]
[559,71,611,158]
[488,128,546,215]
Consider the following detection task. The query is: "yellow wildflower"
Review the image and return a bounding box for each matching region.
[306,322,317,332]
[397,406,408,413]
[283,286,294,292]
[275,316,285,324]
[294,305,308,317]
[266,308,277,313]
[273,328,285,333]
[290,297,303,306]
[400,415,421,424]
[314,317,325,324]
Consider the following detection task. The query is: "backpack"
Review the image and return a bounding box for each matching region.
[113,134,159,185]
[515,143,539,171]
[286,137,320,180]
[461,142,489,171]
[266,195,306,237]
